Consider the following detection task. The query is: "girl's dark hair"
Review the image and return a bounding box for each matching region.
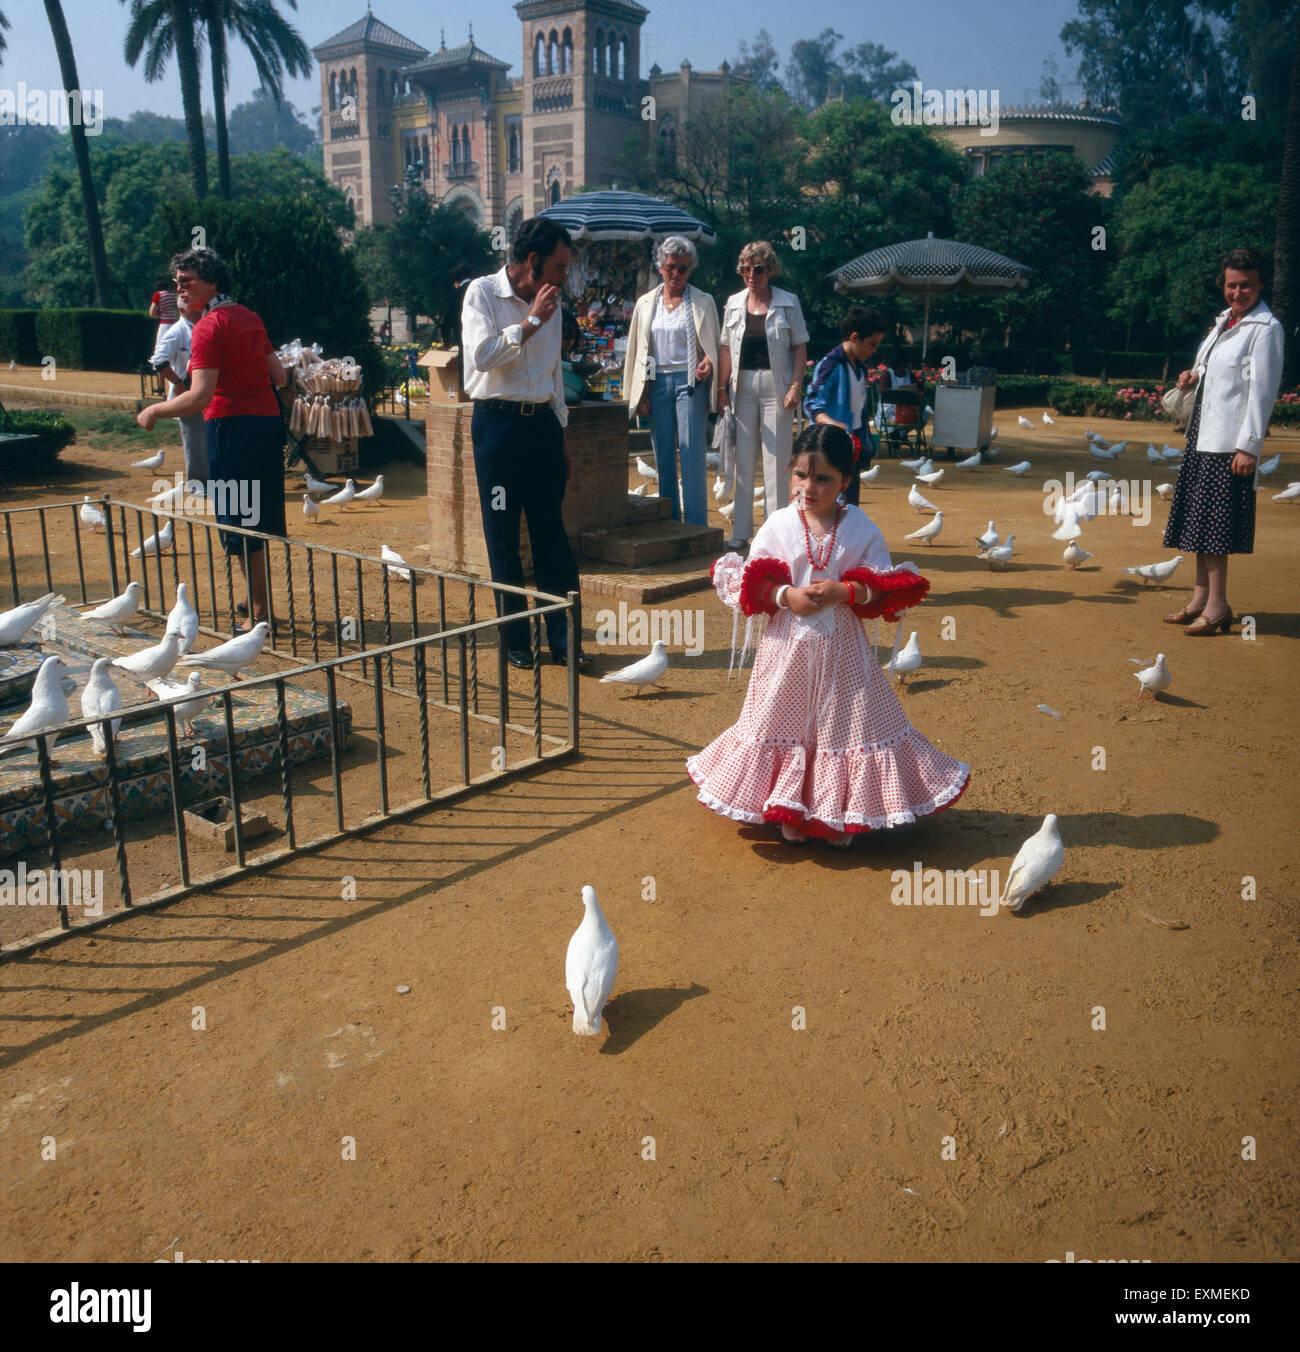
[791,423,855,477]
[169,246,233,295]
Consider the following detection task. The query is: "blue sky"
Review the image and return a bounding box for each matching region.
[3,0,1083,126]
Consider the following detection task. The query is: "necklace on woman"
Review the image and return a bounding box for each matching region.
[799,505,844,571]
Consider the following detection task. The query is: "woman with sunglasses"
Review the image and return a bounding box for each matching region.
[716,241,809,551]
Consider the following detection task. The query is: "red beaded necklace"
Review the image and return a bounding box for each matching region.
[800,504,844,571]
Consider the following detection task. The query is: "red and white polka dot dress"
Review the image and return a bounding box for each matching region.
[686,505,970,837]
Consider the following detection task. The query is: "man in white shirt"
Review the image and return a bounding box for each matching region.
[149,302,209,485]
[461,216,590,670]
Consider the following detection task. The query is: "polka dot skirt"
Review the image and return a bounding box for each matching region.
[1163,403,1255,555]
[686,606,970,834]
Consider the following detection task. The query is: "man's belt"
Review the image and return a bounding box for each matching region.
[475,398,553,416]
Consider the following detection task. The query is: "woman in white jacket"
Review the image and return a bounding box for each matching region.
[1163,247,1284,635]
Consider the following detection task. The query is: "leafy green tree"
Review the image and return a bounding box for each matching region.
[226,86,317,155]
[1113,112,1284,195]
[837,42,919,102]
[1272,18,1300,384]
[101,109,194,142]
[1204,0,1300,119]
[730,29,780,90]
[0,8,9,58]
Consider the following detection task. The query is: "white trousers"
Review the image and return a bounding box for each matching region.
[732,368,793,541]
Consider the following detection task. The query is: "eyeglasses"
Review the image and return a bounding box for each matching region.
[173,276,201,289]
[661,262,690,274]
[741,264,767,275]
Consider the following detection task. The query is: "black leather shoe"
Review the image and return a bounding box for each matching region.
[506,649,535,669]
[552,649,593,671]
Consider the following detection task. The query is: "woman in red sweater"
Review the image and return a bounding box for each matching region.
[138,247,286,631]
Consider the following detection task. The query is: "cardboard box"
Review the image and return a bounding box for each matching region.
[418,347,464,401]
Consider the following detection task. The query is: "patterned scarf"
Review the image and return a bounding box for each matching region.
[204,294,236,314]
[651,284,698,388]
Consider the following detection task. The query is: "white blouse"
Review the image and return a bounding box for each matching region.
[650,300,690,373]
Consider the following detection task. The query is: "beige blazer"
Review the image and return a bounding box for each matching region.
[622,284,721,417]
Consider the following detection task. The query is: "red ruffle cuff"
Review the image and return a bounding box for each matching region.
[739,556,793,616]
[842,566,931,621]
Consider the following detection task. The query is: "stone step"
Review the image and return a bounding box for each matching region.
[580,517,725,567]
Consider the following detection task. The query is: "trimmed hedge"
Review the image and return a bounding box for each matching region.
[29,310,157,372]
[0,310,41,365]
[858,342,1179,380]
[0,409,76,475]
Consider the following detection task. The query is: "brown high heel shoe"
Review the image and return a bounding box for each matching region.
[1184,606,1233,636]
[1163,604,1204,624]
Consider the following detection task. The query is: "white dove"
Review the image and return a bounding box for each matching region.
[903,510,944,545]
[0,655,69,758]
[131,448,165,471]
[1089,443,1121,460]
[304,470,335,496]
[1123,555,1183,586]
[713,475,727,502]
[0,592,65,648]
[131,518,174,558]
[147,482,192,513]
[979,535,1015,569]
[915,467,945,487]
[381,543,413,581]
[145,671,210,737]
[975,521,999,550]
[1155,483,1174,499]
[1063,541,1093,569]
[80,657,123,754]
[899,454,928,470]
[1272,482,1300,502]
[1085,428,1099,441]
[1051,507,1082,542]
[179,621,270,679]
[1108,441,1128,455]
[321,478,357,509]
[1257,453,1281,476]
[990,425,998,439]
[859,464,880,483]
[924,404,934,419]
[956,451,982,469]
[1042,411,1055,425]
[1004,461,1031,476]
[599,640,668,696]
[883,630,922,683]
[164,582,199,654]
[1017,415,1034,429]
[1108,485,1129,514]
[1130,652,1172,702]
[635,456,658,481]
[566,884,619,1036]
[1147,444,1164,462]
[629,482,648,497]
[1160,444,1183,461]
[83,581,142,635]
[1000,814,1065,914]
[112,630,182,683]
[1085,469,1112,481]
[353,475,385,503]
[302,493,320,525]
[80,496,106,531]
[908,483,938,513]
[719,499,735,521]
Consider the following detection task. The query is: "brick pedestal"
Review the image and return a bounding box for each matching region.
[425,399,634,576]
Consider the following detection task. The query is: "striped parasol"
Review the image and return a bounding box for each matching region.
[537,190,716,244]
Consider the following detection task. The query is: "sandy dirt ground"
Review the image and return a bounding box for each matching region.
[0,405,1297,1263]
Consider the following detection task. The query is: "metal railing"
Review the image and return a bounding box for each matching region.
[0,498,580,958]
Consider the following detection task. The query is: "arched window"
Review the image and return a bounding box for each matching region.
[619,36,629,80]
[349,68,358,101]
[393,73,401,101]
[548,30,559,75]
[594,28,605,76]
[534,32,545,78]
[329,72,338,110]
[376,69,386,105]
[550,179,561,205]
[606,38,615,80]
[658,112,677,162]
[562,28,573,75]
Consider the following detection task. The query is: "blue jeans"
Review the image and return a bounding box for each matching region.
[648,371,709,526]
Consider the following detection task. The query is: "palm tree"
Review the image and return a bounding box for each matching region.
[199,0,312,199]
[42,1,114,305]
[0,9,9,60]
[1274,22,1300,387]
[122,0,209,199]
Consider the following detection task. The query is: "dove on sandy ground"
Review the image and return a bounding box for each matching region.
[1155,483,1174,499]
[915,467,945,487]
[1000,814,1065,914]
[1147,444,1164,462]
[979,535,1015,569]
[1004,461,1031,476]
[1017,415,1034,429]
[83,581,143,635]
[1257,453,1281,476]
[304,470,335,496]
[883,631,922,684]
[908,483,939,513]
[990,425,998,439]
[1063,541,1094,570]
[1085,469,1112,481]
[353,475,385,503]
[179,621,270,678]
[629,483,648,497]
[983,445,999,459]
[0,592,65,648]
[1108,485,1130,514]
[635,456,658,481]
[303,493,320,525]
[1129,652,1172,702]
[1123,555,1184,585]
[1051,508,1082,542]
[599,640,668,696]
[900,454,928,470]
[164,582,199,654]
[719,499,736,521]
[859,464,880,482]
[80,496,106,531]
[145,671,210,738]
[956,451,982,469]
[1272,482,1300,502]
[112,630,182,684]
[566,884,619,1036]
[320,479,358,509]
[904,511,944,545]
[975,521,999,550]
[1089,443,1121,460]
[1042,411,1055,425]
[131,448,165,471]
[131,518,174,558]
[80,657,123,754]
[381,543,417,582]
[0,655,69,758]
[713,476,727,502]
[1160,446,1183,460]
[148,481,204,513]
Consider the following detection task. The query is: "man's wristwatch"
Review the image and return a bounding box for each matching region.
[526,314,542,328]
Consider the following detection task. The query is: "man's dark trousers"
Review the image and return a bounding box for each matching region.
[471,402,577,656]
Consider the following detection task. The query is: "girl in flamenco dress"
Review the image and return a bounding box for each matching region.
[687,423,970,847]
